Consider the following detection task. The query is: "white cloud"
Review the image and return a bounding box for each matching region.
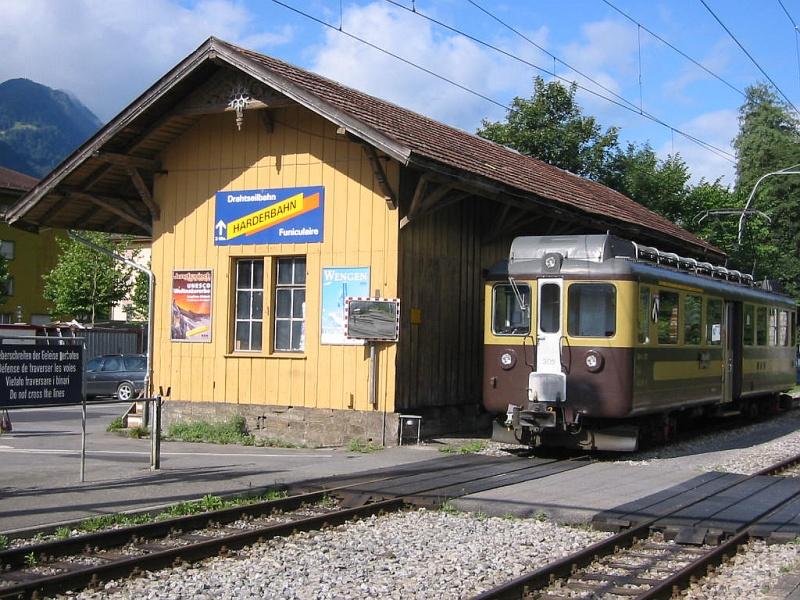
[310,2,548,132]
[657,108,738,185]
[0,0,294,122]
[662,38,737,103]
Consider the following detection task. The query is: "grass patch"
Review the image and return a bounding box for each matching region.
[128,425,149,439]
[166,416,254,446]
[24,552,36,567]
[106,416,125,432]
[438,440,488,454]
[0,534,7,550]
[440,500,460,514]
[54,527,71,540]
[253,436,302,448]
[348,438,381,453]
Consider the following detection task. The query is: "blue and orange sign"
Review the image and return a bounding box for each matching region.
[214,186,324,245]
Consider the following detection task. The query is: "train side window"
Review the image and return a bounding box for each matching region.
[769,309,778,346]
[638,287,650,344]
[706,298,722,345]
[492,283,531,336]
[756,306,767,346]
[743,304,755,346]
[567,283,616,337]
[683,295,702,345]
[779,310,789,346]
[657,291,679,344]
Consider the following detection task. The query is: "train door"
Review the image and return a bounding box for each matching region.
[536,279,563,373]
[722,301,741,403]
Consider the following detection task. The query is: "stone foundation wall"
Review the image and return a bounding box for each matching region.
[162,401,400,448]
[162,401,492,447]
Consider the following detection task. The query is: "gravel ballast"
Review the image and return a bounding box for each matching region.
[73,509,607,600]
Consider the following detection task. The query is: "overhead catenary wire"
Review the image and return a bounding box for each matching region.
[600,0,746,98]
[270,0,736,164]
[389,0,735,161]
[699,0,800,113]
[776,0,800,94]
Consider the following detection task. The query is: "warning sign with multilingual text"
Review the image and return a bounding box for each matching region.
[0,344,83,407]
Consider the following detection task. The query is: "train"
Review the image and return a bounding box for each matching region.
[483,234,797,451]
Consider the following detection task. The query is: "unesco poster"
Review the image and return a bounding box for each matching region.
[171,270,213,342]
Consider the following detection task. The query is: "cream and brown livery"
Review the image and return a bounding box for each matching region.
[484,234,797,451]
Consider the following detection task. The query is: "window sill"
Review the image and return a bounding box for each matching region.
[224,352,307,360]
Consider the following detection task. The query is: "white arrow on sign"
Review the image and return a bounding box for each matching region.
[215,220,226,236]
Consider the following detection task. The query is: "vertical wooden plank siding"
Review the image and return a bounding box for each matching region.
[396,200,507,410]
[150,107,399,413]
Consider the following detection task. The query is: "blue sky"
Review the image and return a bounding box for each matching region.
[1,0,797,186]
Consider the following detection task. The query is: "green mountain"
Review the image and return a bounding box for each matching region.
[0,78,102,178]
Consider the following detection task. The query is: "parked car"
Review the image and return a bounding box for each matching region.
[85,354,146,401]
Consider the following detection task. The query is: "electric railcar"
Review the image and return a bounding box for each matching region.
[483,234,797,451]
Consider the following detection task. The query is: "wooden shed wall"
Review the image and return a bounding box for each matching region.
[151,106,399,413]
[396,199,510,411]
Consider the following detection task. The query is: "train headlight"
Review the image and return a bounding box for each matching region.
[584,350,604,373]
[500,350,517,370]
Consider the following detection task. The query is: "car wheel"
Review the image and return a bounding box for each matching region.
[116,382,134,402]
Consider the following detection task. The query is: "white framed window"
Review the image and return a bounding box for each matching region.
[233,259,264,352]
[274,257,306,352]
[1,277,14,297]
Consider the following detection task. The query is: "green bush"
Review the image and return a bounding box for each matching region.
[106,416,125,432]
[348,438,381,453]
[166,416,254,445]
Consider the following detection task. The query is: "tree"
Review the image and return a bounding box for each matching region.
[732,83,800,295]
[601,143,692,226]
[477,77,619,180]
[125,269,150,321]
[0,256,9,309]
[42,232,133,324]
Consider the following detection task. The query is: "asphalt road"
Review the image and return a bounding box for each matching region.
[0,401,438,532]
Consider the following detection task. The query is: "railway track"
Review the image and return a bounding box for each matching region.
[471,451,800,600]
[0,453,588,599]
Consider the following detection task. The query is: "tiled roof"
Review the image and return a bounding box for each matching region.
[223,40,718,256]
[0,166,37,192]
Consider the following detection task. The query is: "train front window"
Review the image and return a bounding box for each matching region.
[540,283,560,334]
[568,283,616,337]
[492,283,531,336]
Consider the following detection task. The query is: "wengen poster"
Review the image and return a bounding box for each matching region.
[171,270,212,342]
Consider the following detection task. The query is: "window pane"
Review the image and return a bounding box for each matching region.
[275,320,290,350]
[539,284,560,334]
[684,295,702,345]
[236,291,251,319]
[250,260,262,289]
[638,287,650,344]
[492,284,531,335]
[756,307,767,345]
[276,289,292,318]
[237,261,252,288]
[277,259,293,284]
[706,299,722,345]
[294,258,306,284]
[87,358,102,371]
[235,322,251,350]
[123,357,146,371]
[657,291,679,344]
[792,312,797,346]
[252,291,263,319]
[743,305,755,346]
[102,358,121,372]
[568,284,616,337]
[251,321,262,351]
[291,321,304,350]
[769,309,778,346]
[780,311,789,346]
[292,289,305,318]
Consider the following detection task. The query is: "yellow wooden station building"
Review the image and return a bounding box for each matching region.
[7,38,721,446]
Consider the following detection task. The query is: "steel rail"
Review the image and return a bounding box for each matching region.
[0,497,405,600]
[471,450,800,600]
[0,455,586,599]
